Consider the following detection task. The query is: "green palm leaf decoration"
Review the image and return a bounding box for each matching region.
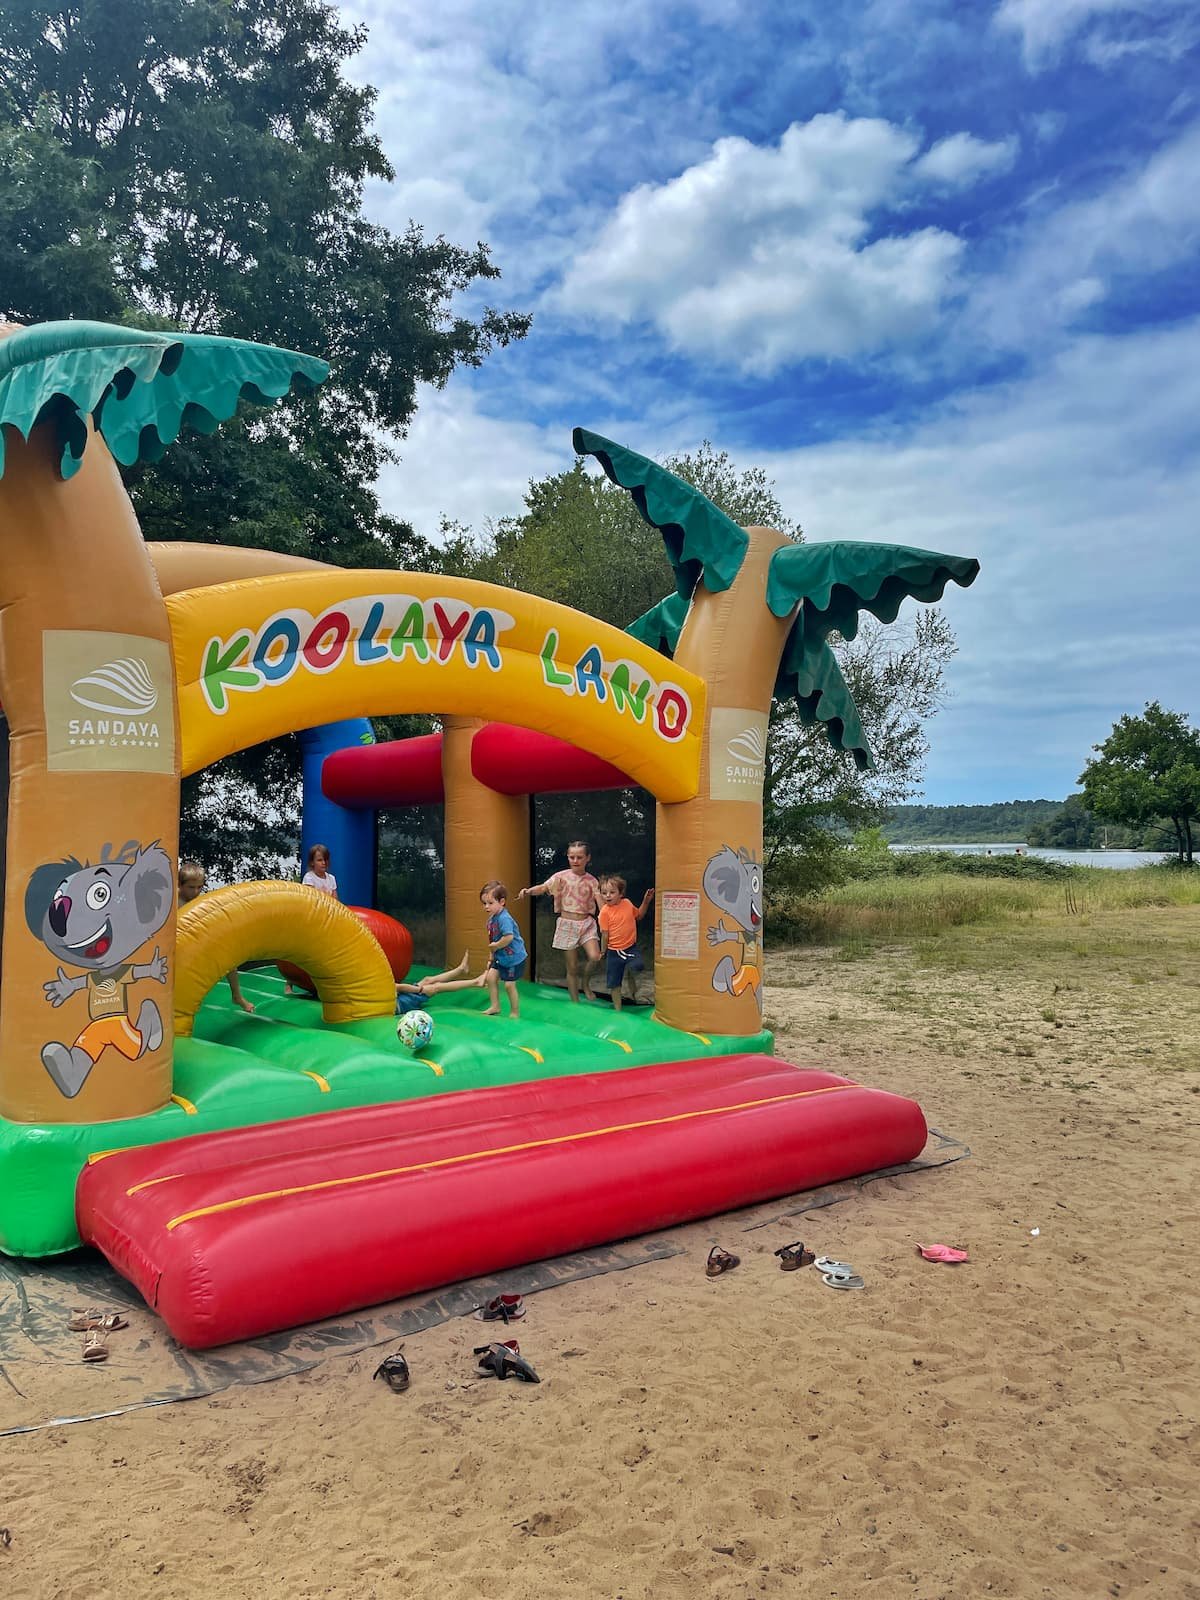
[769,540,979,770]
[573,427,748,599]
[0,320,328,481]
[776,622,872,769]
[626,591,691,654]
[767,540,979,637]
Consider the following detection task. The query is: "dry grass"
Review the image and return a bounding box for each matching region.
[782,864,1200,945]
[768,899,1200,1081]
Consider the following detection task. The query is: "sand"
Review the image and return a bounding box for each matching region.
[2,906,1197,1599]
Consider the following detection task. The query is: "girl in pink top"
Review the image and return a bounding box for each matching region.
[519,839,602,1002]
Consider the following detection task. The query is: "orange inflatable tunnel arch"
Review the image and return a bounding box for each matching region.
[174,884,396,1037]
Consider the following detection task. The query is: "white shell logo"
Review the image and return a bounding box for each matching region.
[726,726,765,765]
[70,657,159,716]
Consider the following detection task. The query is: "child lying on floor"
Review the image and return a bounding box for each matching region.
[394,951,486,1013]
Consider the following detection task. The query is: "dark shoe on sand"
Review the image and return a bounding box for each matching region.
[373,1348,411,1392]
[706,1246,740,1278]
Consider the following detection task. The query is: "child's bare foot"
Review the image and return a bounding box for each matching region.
[474,971,488,987]
[483,1006,500,1017]
[453,950,470,977]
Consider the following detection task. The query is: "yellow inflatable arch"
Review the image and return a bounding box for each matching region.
[173,883,396,1037]
[166,571,707,804]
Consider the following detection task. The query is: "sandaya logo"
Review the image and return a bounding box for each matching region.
[44,631,174,776]
[70,657,159,716]
[708,707,768,801]
[726,725,765,766]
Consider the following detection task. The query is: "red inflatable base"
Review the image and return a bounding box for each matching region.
[77,1056,926,1348]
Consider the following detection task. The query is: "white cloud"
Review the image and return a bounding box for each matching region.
[337,1,721,289]
[555,113,1019,372]
[995,0,1194,69]
[914,132,1018,187]
[970,119,1200,346]
[756,317,1200,797]
[374,385,564,541]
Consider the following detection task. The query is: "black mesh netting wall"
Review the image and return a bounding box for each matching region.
[529,788,656,984]
[376,804,445,968]
[374,788,656,983]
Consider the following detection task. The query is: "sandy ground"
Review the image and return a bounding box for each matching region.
[2,906,1197,1599]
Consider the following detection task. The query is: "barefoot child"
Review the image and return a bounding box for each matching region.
[481,881,527,1019]
[177,861,255,1013]
[394,952,488,1014]
[598,876,654,1011]
[287,843,339,993]
[518,839,601,1001]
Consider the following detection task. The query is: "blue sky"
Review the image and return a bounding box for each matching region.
[340,0,1200,804]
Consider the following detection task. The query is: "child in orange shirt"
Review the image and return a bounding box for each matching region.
[597,875,654,1011]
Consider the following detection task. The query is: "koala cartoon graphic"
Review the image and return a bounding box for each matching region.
[702,846,763,1013]
[25,840,173,1099]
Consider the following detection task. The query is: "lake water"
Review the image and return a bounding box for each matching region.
[889,842,1167,871]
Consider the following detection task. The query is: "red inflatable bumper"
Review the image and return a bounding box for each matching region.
[77,1056,926,1348]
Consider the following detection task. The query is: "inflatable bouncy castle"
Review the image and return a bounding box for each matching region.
[0,320,978,1345]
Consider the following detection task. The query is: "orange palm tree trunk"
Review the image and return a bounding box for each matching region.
[653,527,794,1038]
[0,421,179,1123]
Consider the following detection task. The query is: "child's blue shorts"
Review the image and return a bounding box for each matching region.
[491,959,526,982]
[395,991,425,1015]
[606,946,644,990]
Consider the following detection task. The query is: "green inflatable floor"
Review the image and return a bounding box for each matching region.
[0,968,772,1257]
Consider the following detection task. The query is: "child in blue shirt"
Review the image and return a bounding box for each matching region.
[481,880,527,1020]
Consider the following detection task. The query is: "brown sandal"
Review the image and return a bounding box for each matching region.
[69,1310,129,1333]
[775,1242,816,1271]
[705,1246,740,1277]
[81,1329,109,1362]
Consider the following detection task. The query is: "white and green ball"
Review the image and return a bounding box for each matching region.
[397,1008,434,1051]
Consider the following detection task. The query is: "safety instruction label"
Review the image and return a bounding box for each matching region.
[659,891,700,960]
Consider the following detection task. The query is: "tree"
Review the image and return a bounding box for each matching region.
[447,443,964,876]
[1080,702,1200,865]
[1,0,530,870]
[0,0,530,566]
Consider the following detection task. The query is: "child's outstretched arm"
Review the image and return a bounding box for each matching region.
[636,887,655,919]
[517,881,549,899]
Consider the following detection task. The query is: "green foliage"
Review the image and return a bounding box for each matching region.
[883,798,1063,844]
[846,827,895,878]
[1080,702,1200,865]
[890,849,1070,881]
[1,0,530,873]
[776,863,1200,949]
[765,607,959,863]
[1025,793,1138,850]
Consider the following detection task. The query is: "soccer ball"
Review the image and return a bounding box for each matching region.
[397,1008,434,1051]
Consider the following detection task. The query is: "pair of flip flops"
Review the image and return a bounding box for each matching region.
[474,1340,540,1383]
[70,1308,129,1363]
[815,1257,865,1290]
